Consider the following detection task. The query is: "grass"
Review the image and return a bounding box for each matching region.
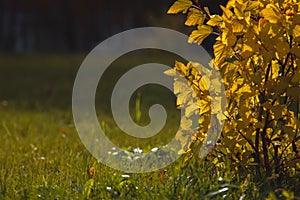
[0,53,299,199]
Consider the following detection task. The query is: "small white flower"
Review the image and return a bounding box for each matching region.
[133,147,142,154]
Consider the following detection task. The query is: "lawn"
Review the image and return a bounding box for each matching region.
[0,53,298,199]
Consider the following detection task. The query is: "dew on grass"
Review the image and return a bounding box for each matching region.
[38,156,46,161]
[206,187,229,197]
[106,186,112,191]
[151,147,159,152]
[133,147,142,154]
[121,174,130,178]
[30,144,38,151]
[112,152,118,156]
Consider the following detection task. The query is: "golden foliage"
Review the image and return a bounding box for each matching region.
[168,0,300,175]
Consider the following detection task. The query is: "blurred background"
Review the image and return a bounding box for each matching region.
[0,0,191,109]
[0,0,227,110]
[0,0,204,156]
[0,0,228,171]
[0,0,188,53]
[0,0,227,53]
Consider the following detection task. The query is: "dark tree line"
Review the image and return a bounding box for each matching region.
[0,0,227,53]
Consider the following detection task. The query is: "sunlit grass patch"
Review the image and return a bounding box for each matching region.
[0,54,299,199]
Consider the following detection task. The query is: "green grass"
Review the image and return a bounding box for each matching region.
[0,53,299,199]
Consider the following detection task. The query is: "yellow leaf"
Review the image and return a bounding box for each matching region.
[174,78,190,94]
[178,146,187,155]
[175,130,191,154]
[236,0,245,5]
[199,75,210,91]
[226,0,236,9]
[177,90,192,105]
[181,116,193,130]
[221,5,233,21]
[244,11,251,24]
[198,99,210,115]
[185,8,205,26]
[204,7,211,17]
[220,61,239,84]
[270,105,286,120]
[293,25,300,38]
[282,190,295,199]
[238,84,252,95]
[185,102,199,117]
[211,96,223,115]
[240,43,253,58]
[231,77,244,92]
[267,24,281,37]
[167,0,192,14]
[217,112,227,121]
[164,68,177,76]
[213,40,230,66]
[174,61,189,75]
[236,119,248,130]
[234,7,244,20]
[211,77,223,94]
[190,62,211,76]
[188,25,213,45]
[245,1,263,11]
[261,5,281,24]
[222,28,236,47]
[231,20,244,33]
[207,15,223,26]
[275,39,290,60]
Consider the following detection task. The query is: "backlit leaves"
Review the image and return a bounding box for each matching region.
[168,0,300,174]
[213,41,230,66]
[185,8,205,26]
[221,28,237,47]
[245,1,263,11]
[207,15,223,26]
[293,25,300,38]
[198,99,210,115]
[261,4,281,24]
[167,0,192,14]
[231,20,244,33]
[188,25,213,45]
[221,5,233,21]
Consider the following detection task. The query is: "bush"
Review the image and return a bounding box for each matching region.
[167,0,300,178]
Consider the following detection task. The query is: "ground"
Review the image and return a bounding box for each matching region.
[0,53,298,199]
